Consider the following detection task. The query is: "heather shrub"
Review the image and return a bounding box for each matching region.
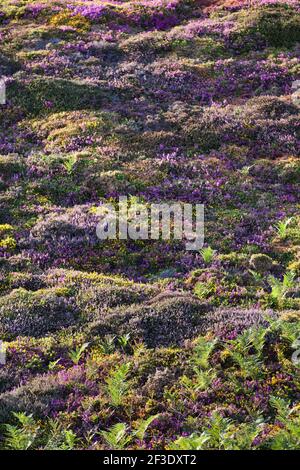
[252,5,300,47]
[1,0,300,451]
[0,370,21,394]
[183,98,299,154]
[4,255,33,272]
[0,52,20,75]
[0,154,24,179]
[120,30,169,55]
[88,296,212,347]
[7,78,105,116]
[248,159,279,182]
[245,96,299,120]
[142,367,175,398]
[171,37,226,60]
[217,253,248,270]
[28,205,99,260]
[277,158,300,184]
[43,268,147,290]
[45,268,159,319]
[231,5,300,48]
[0,366,85,422]
[184,105,236,151]
[77,285,153,321]
[29,110,120,152]
[249,254,275,273]
[0,288,79,339]
[26,151,90,176]
[200,308,276,339]
[43,269,159,300]
[7,272,45,292]
[30,176,86,206]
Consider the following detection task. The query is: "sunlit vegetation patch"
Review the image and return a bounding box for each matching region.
[0,0,299,451]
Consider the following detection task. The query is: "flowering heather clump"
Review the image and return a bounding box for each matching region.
[0,287,79,339]
[0,0,300,451]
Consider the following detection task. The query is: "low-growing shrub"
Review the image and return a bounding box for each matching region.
[88,296,212,347]
[0,288,79,339]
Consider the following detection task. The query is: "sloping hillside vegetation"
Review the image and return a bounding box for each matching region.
[0,0,300,450]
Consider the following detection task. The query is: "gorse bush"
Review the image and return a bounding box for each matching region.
[49,11,91,32]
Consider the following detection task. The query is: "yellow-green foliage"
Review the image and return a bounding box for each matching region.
[227,4,300,48]
[288,260,300,276]
[0,224,14,235]
[172,37,225,60]
[0,236,17,250]
[47,268,133,287]
[50,11,91,33]
[30,111,120,151]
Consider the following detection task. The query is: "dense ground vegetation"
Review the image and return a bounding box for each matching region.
[0,0,299,450]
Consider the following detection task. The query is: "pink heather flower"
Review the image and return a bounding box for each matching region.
[44,100,54,109]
